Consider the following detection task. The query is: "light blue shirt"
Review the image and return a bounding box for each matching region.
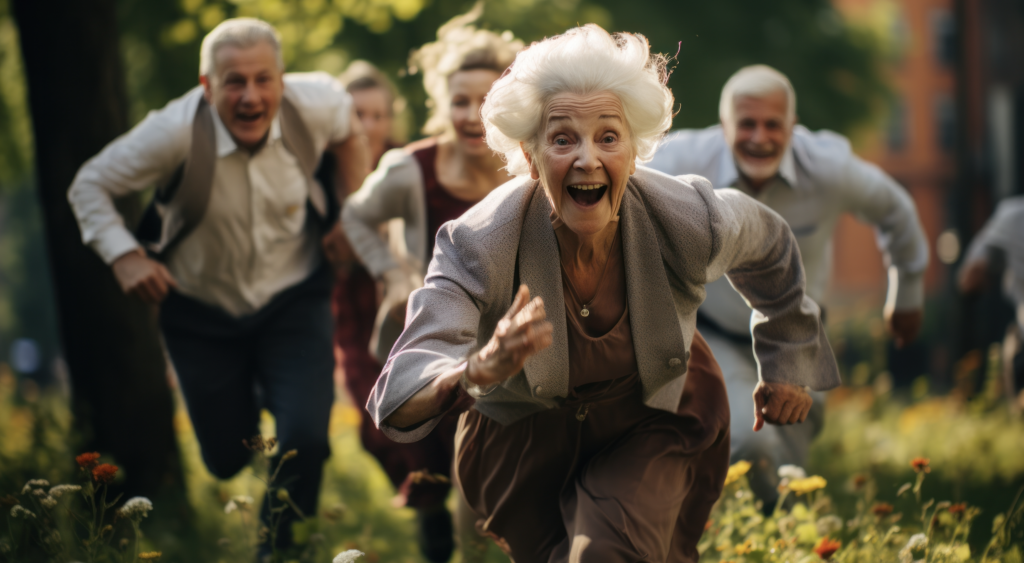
[648,124,930,335]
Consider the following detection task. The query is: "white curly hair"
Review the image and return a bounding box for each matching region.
[482,24,674,177]
[409,3,523,135]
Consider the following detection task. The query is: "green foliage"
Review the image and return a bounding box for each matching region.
[113,0,888,135]
[4,355,1024,562]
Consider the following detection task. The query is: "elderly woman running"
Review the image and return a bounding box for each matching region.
[367,25,840,562]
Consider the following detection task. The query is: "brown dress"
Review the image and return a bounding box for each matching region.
[454,228,731,563]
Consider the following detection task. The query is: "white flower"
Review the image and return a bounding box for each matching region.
[224,500,238,514]
[32,488,48,497]
[48,485,82,498]
[899,533,929,563]
[906,533,928,550]
[118,497,153,519]
[816,515,843,536]
[40,496,58,509]
[10,505,36,519]
[777,465,807,480]
[333,549,365,563]
[232,495,254,509]
[21,479,50,495]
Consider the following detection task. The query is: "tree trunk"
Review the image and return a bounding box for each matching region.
[11,0,182,498]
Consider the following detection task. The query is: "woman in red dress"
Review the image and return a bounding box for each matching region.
[340,11,522,562]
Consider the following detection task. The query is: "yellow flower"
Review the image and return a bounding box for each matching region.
[724,460,752,485]
[139,553,162,561]
[786,475,827,495]
[735,539,754,555]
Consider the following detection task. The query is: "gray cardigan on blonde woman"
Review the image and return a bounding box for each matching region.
[342,148,431,279]
[367,166,841,443]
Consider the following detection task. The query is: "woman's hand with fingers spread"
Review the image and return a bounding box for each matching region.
[467,285,554,387]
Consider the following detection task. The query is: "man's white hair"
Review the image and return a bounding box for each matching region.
[718,64,796,124]
[199,18,283,76]
[482,24,673,177]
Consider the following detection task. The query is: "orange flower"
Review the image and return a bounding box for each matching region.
[872,502,895,517]
[92,464,118,484]
[704,520,713,531]
[853,474,868,489]
[949,503,967,516]
[76,452,101,469]
[814,537,842,561]
[910,457,931,473]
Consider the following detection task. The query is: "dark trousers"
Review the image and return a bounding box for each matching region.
[159,267,335,546]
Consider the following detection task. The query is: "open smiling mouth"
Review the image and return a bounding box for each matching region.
[237,111,265,124]
[567,184,607,207]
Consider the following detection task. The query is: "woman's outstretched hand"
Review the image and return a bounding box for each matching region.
[467,285,554,387]
[752,381,813,431]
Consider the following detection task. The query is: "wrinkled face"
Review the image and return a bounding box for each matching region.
[448,69,500,156]
[352,87,393,160]
[722,89,793,184]
[526,91,636,238]
[201,41,284,151]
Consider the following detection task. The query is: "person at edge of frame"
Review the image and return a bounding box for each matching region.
[66,17,370,559]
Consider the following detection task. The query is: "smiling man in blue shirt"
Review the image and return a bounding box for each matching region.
[649,64,929,505]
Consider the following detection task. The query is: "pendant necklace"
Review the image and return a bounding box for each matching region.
[562,245,614,319]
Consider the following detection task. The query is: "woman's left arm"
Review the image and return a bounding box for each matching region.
[703,186,842,426]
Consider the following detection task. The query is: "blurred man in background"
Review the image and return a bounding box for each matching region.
[958,196,1024,414]
[648,64,930,506]
[67,18,368,556]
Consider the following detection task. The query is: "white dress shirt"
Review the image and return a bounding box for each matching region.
[68,72,353,317]
[647,124,930,335]
[963,196,1024,332]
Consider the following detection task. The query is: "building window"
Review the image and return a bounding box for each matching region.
[935,94,957,152]
[930,9,957,67]
[887,98,908,152]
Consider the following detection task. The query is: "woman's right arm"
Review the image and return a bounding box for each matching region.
[341,149,417,278]
[384,285,552,429]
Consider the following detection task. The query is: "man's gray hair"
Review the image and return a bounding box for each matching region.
[718,65,796,124]
[199,18,284,76]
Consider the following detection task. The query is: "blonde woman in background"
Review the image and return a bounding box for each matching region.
[341,8,521,562]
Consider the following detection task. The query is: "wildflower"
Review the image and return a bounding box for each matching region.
[872,502,895,517]
[852,474,868,490]
[724,460,751,486]
[948,502,967,517]
[778,465,807,480]
[703,520,712,531]
[232,495,254,508]
[786,475,827,495]
[40,496,58,509]
[21,479,49,494]
[48,484,81,498]
[735,539,754,555]
[10,505,36,519]
[76,452,101,469]
[899,533,928,562]
[816,515,843,536]
[910,457,931,473]
[333,549,365,563]
[138,552,162,560]
[118,497,153,519]
[92,463,118,484]
[224,500,238,514]
[242,435,277,453]
[814,537,841,561]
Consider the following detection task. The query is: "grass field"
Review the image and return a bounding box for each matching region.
[2,349,1023,562]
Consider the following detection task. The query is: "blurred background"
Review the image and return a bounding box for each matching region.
[0,0,1022,561]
